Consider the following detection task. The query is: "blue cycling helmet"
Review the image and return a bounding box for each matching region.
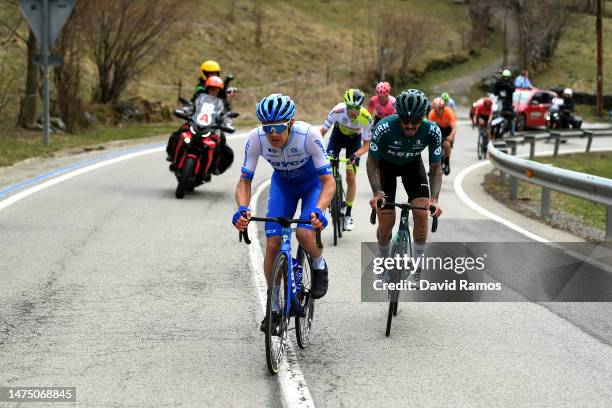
[256,93,296,123]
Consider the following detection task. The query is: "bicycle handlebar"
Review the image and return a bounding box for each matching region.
[369,199,438,233]
[238,214,323,249]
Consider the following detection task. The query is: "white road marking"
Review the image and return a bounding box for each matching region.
[248,179,316,408]
[455,146,612,272]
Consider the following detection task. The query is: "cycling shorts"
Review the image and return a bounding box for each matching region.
[440,126,452,139]
[477,114,490,124]
[379,156,430,209]
[326,123,361,168]
[265,171,321,237]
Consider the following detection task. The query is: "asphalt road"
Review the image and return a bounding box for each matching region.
[1,123,611,407]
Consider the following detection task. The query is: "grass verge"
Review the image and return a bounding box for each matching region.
[0,122,176,168]
[483,152,612,240]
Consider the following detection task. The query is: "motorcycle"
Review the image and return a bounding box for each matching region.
[489,95,513,140]
[545,97,582,130]
[170,94,238,199]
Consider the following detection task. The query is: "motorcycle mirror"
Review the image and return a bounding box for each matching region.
[179,97,191,106]
[173,109,189,120]
[226,112,239,119]
[220,125,235,134]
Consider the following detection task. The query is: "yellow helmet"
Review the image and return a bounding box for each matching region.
[200,60,221,80]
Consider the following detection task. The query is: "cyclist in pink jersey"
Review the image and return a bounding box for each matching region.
[367,81,396,126]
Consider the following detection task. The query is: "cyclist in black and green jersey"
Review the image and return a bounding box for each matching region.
[366,89,444,281]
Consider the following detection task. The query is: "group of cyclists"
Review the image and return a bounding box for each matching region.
[230,83,446,332]
[170,60,454,333]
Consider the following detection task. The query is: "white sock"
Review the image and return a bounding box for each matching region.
[312,256,325,269]
[413,242,426,269]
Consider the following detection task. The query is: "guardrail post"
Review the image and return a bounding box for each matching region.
[552,131,561,158]
[508,140,518,200]
[541,187,551,217]
[607,206,612,241]
[585,130,594,153]
[529,138,536,159]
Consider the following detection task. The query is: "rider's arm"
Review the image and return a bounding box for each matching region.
[354,114,373,158]
[320,107,337,137]
[366,125,385,195]
[238,129,261,189]
[235,178,252,208]
[428,126,443,201]
[354,140,370,158]
[316,174,335,211]
[448,109,457,140]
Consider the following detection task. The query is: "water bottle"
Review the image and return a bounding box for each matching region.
[292,258,303,292]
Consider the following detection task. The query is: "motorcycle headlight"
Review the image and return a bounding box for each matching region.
[545,115,550,121]
[184,137,191,144]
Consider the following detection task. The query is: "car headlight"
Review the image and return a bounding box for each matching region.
[184,137,191,144]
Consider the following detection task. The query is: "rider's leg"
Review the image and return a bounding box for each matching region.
[376,161,397,257]
[401,157,431,279]
[264,237,282,283]
[344,138,360,219]
[297,178,329,298]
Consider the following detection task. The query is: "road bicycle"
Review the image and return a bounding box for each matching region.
[477,124,490,160]
[239,215,322,374]
[328,157,354,246]
[370,200,438,337]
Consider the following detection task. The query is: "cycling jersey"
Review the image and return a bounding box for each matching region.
[323,103,372,140]
[241,121,332,182]
[473,99,493,119]
[428,107,456,129]
[369,115,442,166]
[367,95,397,120]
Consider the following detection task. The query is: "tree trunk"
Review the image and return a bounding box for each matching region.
[19,29,39,128]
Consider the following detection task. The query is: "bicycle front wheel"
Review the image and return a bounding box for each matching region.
[386,234,407,337]
[295,246,315,349]
[265,253,289,375]
[477,130,484,160]
[330,198,339,246]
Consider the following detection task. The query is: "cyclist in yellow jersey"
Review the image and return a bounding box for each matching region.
[320,89,372,231]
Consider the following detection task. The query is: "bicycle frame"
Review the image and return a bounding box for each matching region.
[279,226,303,318]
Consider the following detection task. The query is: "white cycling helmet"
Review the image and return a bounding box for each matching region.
[563,88,573,97]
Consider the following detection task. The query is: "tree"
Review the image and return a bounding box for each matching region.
[82,0,189,104]
[253,0,263,48]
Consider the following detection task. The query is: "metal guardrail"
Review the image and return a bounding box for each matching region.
[488,133,612,240]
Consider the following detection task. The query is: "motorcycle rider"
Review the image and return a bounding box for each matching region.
[559,88,575,129]
[169,75,234,176]
[494,69,516,135]
[167,60,236,166]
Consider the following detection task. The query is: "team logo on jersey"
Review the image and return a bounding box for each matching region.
[291,148,298,153]
[434,146,442,156]
[416,139,422,145]
[314,139,327,157]
[393,140,400,145]
[370,142,379,152]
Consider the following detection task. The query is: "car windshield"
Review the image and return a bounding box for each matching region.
[513,91,530,104]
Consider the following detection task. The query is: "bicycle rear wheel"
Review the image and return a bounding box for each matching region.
[295,246,315,349]
[265,253,289,375]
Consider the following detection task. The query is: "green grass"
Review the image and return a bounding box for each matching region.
[486,152,612,232]
[0,122,176,168]
[533,12,612,97]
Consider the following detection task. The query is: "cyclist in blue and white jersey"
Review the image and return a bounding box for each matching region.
[232,94,335,331]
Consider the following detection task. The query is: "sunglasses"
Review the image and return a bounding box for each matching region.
[399,116,423,126]
[346,104,360,111]
[262,121,290,134]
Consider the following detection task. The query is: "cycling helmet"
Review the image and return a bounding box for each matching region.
[375,82,391,96]
[204,75,224,89]
[432,97,445,112]
[344,89,364,106]
[256,93,296,123]
[502,69,512,78]
[483,98,493,108]
[200,60,221,80]
[395,89,429,119]
[563,88,573,98]
[441,92,450,102]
